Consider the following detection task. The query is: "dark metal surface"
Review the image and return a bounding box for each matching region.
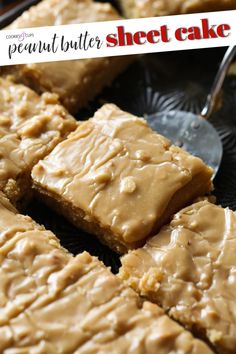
[0,0,40,27]
[1,2,236,270]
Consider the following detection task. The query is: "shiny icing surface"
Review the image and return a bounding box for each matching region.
[0,193,212,353]
[120,201,236,353]
[0,77,77,203]
[7,0,126,113]
[121,0,236,18]
[32,104,212,247]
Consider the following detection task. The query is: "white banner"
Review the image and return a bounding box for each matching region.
[0,10,236,66]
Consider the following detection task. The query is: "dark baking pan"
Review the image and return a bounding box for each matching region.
[1,1,236,272]
[0,0,40,27]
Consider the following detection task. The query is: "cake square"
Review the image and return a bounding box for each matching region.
[0,77,77,207]
[120,201,236,354]
[5,0,132,113]
[32,104,213,253]
[0,193,212,353]
[119,0,236,18]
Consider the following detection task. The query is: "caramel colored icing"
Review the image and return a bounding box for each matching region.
[32,104,212,249]
[121,0,236,18]
[0,77,77,204]
[0,193,212,353]
[7,0,129,113]
[120,201,236,353]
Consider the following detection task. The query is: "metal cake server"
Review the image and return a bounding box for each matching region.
[147,46,236,177]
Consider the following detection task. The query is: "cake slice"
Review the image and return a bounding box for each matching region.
[120,201,236,354]
[119,0,236,18]
[5,0,132,113]
[0,192,212,353]
[0,76,77,207]
[32,104,213,253]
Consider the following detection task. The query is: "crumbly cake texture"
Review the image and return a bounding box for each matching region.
[119,0,236,18]
[6,0,132,114]
[0,193,213,354]
[119,201,236,354]
[32,104,213,253]
[0,76,77,207]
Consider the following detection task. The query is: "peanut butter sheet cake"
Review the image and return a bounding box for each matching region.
[0,77,77,207]
[5,0,132,113]
[120,201,236,354]
[32,104,213,253]
[0,192,213,353]
[119,0,236,18]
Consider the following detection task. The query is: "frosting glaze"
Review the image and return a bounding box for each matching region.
[0,192,213,353]
[6,0,131,113]
[32,104,213,252]
[0,77,77,205]
[120,201,236,354]
[120,0,236,18]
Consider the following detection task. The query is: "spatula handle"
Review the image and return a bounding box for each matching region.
[201,46,236,119]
